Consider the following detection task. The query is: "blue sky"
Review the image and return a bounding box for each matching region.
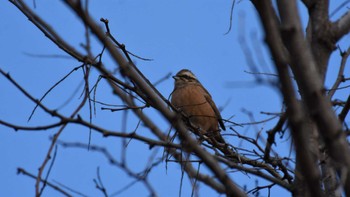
[1,1,349,196]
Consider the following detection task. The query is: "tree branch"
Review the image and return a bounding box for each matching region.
[332,10,350,42]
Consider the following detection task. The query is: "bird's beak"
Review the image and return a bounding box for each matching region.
[172,76,179,80]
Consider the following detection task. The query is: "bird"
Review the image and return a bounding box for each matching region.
[170,69,226,144]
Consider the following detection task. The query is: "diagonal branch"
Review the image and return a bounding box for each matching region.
[63,1,246,196]
[277,1,350,196]
[332,10,350,42]
[251,0,324,196]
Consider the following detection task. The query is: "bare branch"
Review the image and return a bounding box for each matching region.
[63,1,247,196]
[17,168,72,197]
[332,10,350,42]
[328,46,350,98]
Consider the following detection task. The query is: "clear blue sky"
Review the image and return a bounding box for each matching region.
[1,1,348,196]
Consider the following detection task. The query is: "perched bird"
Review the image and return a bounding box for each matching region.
[171,69,226,144]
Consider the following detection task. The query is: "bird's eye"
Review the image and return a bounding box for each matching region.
[180,75,193,80]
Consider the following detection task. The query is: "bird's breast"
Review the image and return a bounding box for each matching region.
[171,86,216,120]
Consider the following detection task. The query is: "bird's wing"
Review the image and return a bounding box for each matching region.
[203,90,226,131]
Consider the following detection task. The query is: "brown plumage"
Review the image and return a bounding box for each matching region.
[171,69,226,144]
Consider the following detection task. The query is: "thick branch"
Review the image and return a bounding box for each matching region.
[303,0,333,81]
[277,0,350,195]
[251,0,324,196]
[63,1,247,196]
[332,11,350,42]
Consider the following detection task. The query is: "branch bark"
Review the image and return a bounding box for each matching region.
[63,1,247,196]
[277,1,350,196]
